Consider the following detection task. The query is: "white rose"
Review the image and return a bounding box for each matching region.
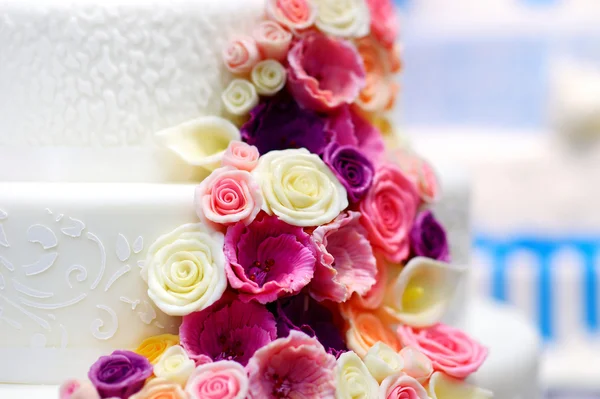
[222,79,259,116]
[335,351,379,399]
[252,148,348,227]
[363,342,404,383]
[144,223,227,316]
[399,347,433,384]
[313,0,370,38]
[154,345,196,386]
[251,60,287,96]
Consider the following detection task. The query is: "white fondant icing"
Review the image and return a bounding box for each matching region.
[115,234,131,262]
[27,225,58,250]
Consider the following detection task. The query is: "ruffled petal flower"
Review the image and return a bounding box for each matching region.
[363,342,404,383]
[88,351,153,399]
[273,294,347,356]
[59,379,99,399]
[397,323,488,380]
[410,211,450,262]
[266,0,317,31]
[428,372,493,399]
[180,297,277,366]
[346,255,388,310]
[224,214,317,303]
[186,361,249,399]
[309,211,377,302]
[222,79,259,116]
[335,351,378,399]
[134,334,179,365]
[382,257,465,327]
[251,60,287,96]
[223,36,261,74]
[313,0,370,38]
[399,347,434,384]
[287,33,366,112]
[379,373,429,399]
[153,345,195,386]
[130,378,187,399]
[323,143,375,203]
[247,330,336,399]
[221,140,260,172]
[241,94,328,155]
[155,117,241,171]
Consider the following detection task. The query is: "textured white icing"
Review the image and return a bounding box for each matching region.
[0,0,264,182]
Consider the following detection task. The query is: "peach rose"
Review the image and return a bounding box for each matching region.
[391,148,441,204]
[366,0,399,48]
[221,141,259,172]
[130,378,187,399]
[194,166,263,228]
[252,21,293,61]
[266,0,317,31]
[355,36,400,114]
[345,310,400,358]
[360,163,419,263]
[397,323,488,379]
[222,36,261,75]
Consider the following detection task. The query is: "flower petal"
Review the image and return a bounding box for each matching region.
[428,372,493,399]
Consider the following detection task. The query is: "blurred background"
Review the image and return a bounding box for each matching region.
[394,0,600,397]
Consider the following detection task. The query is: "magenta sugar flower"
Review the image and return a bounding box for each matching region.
[309,211,377,303]
[88,350,153,399]
[247,330,336,399]
[224,214,317,303]
[287,33,366,112]
[180,297,277,366]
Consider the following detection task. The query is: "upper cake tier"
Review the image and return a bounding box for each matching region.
[0,0,264,182]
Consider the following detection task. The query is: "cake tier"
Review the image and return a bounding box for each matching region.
[0,0,263,182]
[0,183,197,384]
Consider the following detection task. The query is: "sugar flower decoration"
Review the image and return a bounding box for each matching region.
[335,351,378,399]
[130,378,187,399]
[399,347,434,384]
[224,214,316,303]
[344,310,400,358]
[185,361,249,399]
[251,60,287,96]
[287,33,366,112]
[221,140,260,172]
[180,297,277,366]
[155,116,241,171]
[323,143,374,203]
[59,379,100,399]
[253,148,349,227]
[346,255,388,310]
[222,36,261,74]
[88,350,153,399]
[363,342,404,383]
[382,257,464,327]
[326,106,385,164]
[355,36,400,113]
[266,0,317,31]
[365,0,399,48]
[313,0,370,39]
[252,21,292,61]
[379,373,430,399]
[274,294,347,356]
[428,372,493,399]
[410,211,450,262]
[222,79,259,116]
[134,334,180,364]
[241,93,328,155]
[153,345,195,386]
[359,163,419,263]
[392,148,441,204]
[247,330,336,398]
[143,223,227,316]
[397,323,488,379]
[309,211,377,303]
[194,166,263,229]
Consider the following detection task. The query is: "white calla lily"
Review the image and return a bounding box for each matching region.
[155,116,241,171]
[383,256,465,327]
[428,372,493,399]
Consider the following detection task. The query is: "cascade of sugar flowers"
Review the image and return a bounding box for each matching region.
[60,1,492,398]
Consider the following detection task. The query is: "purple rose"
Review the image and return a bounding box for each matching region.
[241,94,328,155]
[409,210,450,262]
[323,143,374,203]
[88,350,153,399]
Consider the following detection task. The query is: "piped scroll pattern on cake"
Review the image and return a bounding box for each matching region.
[0,208,167,349]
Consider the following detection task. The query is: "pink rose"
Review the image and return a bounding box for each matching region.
[223,36,261,74]
[252,21,293,61]
[397,323,488,379]
[194,166,263,228]
[186,361,249,399]
[366,0,399,48]
[266,0,317,31]
[221,141,260,171]
[359,163,419,263]
[379,373,429,399]
[287,33,366,112]
[59,380,100,399]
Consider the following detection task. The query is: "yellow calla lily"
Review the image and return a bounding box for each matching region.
[428,372,493,399]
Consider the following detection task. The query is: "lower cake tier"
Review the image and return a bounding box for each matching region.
[0,183,198,384]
